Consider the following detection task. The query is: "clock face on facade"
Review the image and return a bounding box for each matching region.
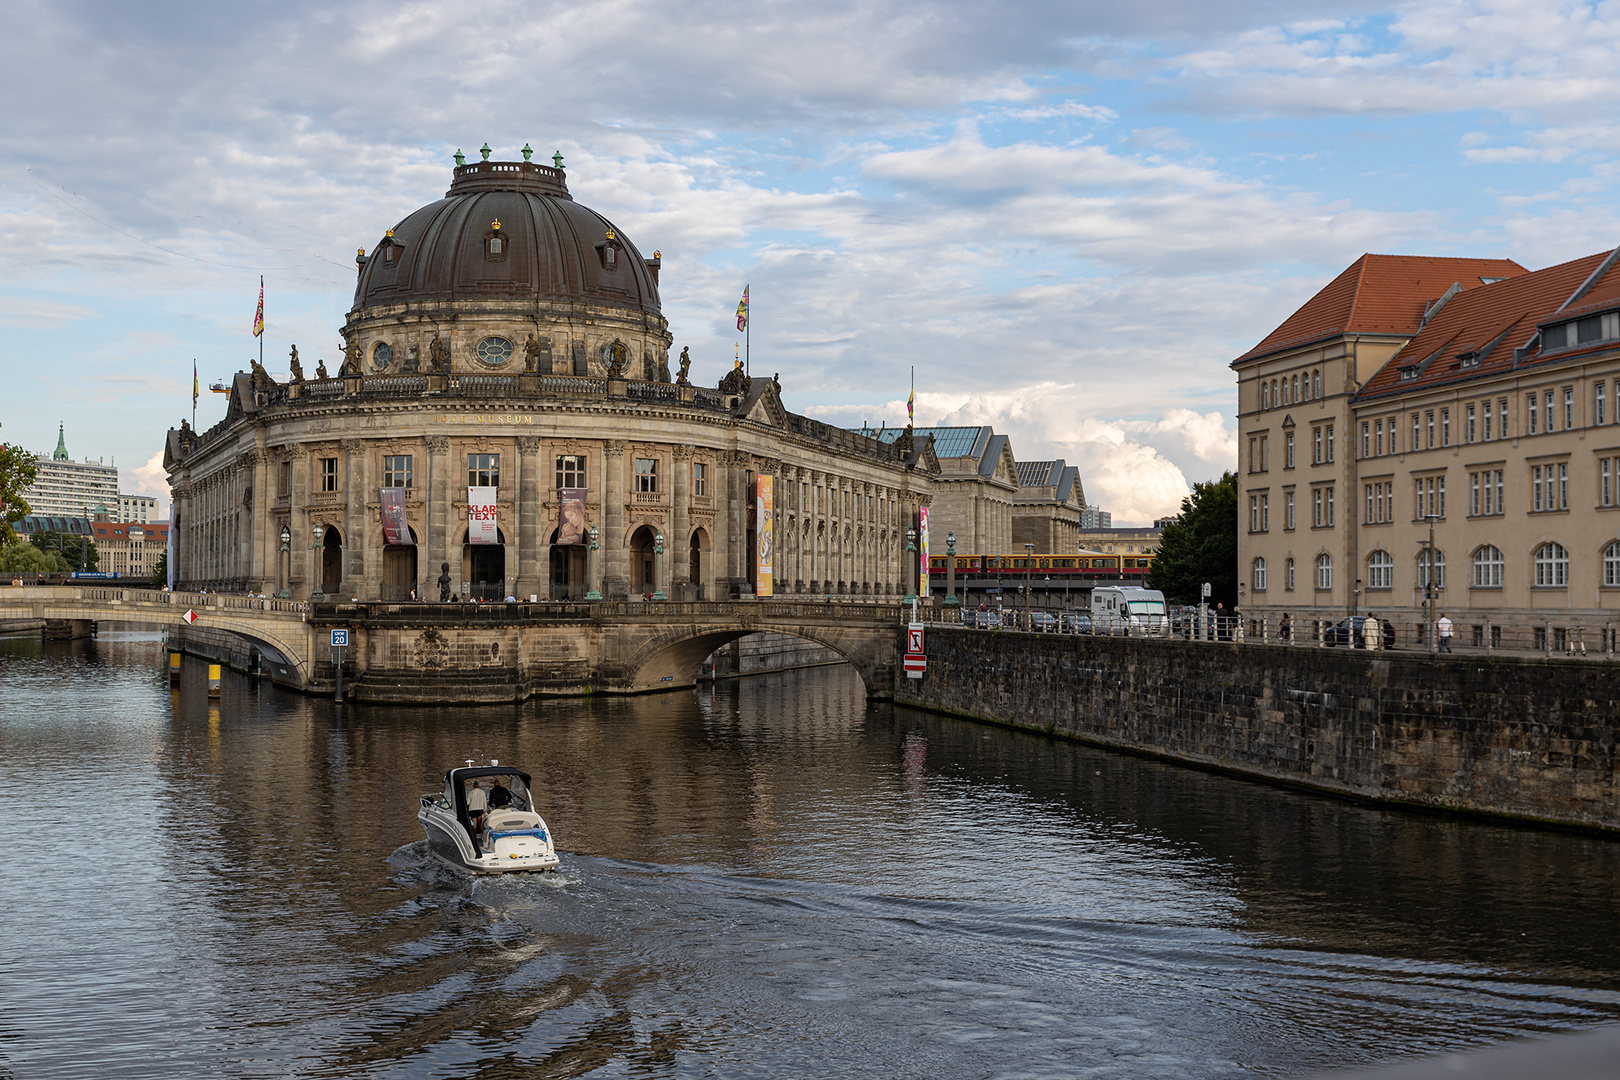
[477,336,513,366]
[372,342,392,371]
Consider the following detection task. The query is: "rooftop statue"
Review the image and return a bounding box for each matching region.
[339,340,362,378]
[315,358,328,379]
[288,345,305,384]
[676,346,691,386]
[524,335,541,373]
[428,334,448,373]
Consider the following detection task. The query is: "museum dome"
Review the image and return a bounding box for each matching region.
[351,153,662,317]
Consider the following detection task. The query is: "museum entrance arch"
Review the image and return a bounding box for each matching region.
[320,526,342,596]
[382,527,419,601]
[461,527,506,601]
[630,525,658,598]
[548,527,587,599]
[689,527,709,600]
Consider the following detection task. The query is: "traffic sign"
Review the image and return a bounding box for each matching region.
[907,623,924,654]
[331,628,349,648]
[903,652,927,678]
[183,609,198,625]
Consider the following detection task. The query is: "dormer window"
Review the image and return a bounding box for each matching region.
[1542,311,1620,352]
[1458,352,1481,370]
[595,229,620,270]
[1399,365,1419,381]
[483,219,507,262]
[381,229,401,266]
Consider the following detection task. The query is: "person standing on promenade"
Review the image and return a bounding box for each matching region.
[1279,612,1292,644]
[1437,612,1454,653]
[1363,612,1381,651]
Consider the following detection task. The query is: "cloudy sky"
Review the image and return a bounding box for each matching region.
[3,0,1617,524]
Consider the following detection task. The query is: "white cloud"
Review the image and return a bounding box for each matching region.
[125,451,170,515]
[0,295,97,328]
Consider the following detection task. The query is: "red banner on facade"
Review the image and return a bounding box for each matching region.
[468,486,499,545]
[558,488,587,545]
[379,487,409,545]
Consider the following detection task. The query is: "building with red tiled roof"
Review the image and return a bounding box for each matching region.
[89,515,170,579]
[1235,245,1620,650]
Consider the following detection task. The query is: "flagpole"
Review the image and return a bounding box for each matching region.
[259,275,264,371]
[746,289,750,378]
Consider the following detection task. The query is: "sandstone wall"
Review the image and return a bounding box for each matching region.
[897,628,1620,831]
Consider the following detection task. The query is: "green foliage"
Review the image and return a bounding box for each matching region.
[1147,470,1238,608]
[29,530,98,571]
[150,550,168,587]
[0,422,38,545]
[0,541,67,573]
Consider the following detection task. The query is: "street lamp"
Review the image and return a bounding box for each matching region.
[652,530,667,600]
[1024,542,1035,627]
[275,525,291,599]
[310,523,325,602]
[1419,513,1438,654]
[904,527,917,604]
[584,524,602,600]
[944,531,959,606]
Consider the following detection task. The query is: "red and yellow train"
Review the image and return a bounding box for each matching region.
[928,551,1153,583]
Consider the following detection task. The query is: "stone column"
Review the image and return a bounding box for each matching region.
[809,471,822,592]
[290,450,311,599]
[671,445,692,599]
[731,451,754,597]
[344,439,368,599]
[425,436,452,599]
[515,436,543,599]
[247,448,268,590]
[602,440,629,599]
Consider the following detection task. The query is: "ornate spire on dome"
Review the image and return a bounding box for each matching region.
[53,422,68,461]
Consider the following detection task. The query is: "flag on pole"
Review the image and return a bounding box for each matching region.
[193,361,199,408]
[252,280,264,337]
[907,386,914,422]
[735,285,749,332]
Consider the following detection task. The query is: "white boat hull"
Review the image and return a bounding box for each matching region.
[418,804,560,875]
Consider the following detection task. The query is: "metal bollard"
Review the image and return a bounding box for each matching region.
[169,651,181,684]
[208,663,222,699]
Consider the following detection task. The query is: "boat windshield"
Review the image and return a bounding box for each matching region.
[465,772,530,812]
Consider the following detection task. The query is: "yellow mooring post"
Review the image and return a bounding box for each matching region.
[208,664,222,699]
[169,651,182,684]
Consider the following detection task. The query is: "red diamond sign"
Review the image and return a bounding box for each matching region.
[183,609,198,625]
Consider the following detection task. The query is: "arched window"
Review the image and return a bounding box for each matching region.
[1291,374,1299,403]
[1606,541,1620,587]
[1285,557,1295,591]
[1473,545,1503,588]
[1534,542,1569,587]
[1417,548,1445,589]
[1313,369,1322,399]
[1261,382,1269,410]
[1366,549,1393,589]
[1253,557,1267,591]
[1316,553,1332,590]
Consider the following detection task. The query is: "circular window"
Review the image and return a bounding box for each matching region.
[371,342,392,371]
[476,337,513,366]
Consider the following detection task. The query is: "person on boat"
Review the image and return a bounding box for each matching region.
[465,779,489,843]
[488,778,513,810]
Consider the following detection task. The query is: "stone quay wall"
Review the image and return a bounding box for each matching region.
[896,628,1620,832]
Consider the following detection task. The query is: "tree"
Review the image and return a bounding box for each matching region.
[0,541,67,573]
[0,422,37,545]
[1148,471,1238,608]
[30,530,98,572]
[150,550,168,587]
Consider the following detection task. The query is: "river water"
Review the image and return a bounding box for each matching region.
[3,631,1620,1079]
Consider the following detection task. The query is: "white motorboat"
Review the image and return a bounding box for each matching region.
[418,760,560,874]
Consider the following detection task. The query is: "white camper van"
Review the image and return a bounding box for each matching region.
[1090,586,1169,636]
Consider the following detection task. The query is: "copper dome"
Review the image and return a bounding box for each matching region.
[352,158,662,316]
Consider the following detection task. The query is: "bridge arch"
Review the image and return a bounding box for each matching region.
[623,619,893,696]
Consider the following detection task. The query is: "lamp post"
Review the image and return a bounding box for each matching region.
[1419,513,1437,654]
[275,525,291,599]
[944,531,959,606]
[1023,542,1035,628]
[584,524,602,600]
[904,527,917,604]
[652,530,667,600]
[309,523,325,601]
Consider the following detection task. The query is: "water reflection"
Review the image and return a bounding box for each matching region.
[2,631,1618,1079]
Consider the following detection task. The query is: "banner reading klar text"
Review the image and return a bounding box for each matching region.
[467,487,499,545]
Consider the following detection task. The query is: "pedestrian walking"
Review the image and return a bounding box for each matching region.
[1279,612,1292,644]
[1437,612,1454,653]
[1363,612,1381,651]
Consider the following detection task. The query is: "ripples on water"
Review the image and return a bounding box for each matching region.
[2,631,1618,1079]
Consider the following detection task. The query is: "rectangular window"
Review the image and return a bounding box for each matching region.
[693,461,708,497]
[1500,399,1509,438]
[1313,427,1323,464]
[468,453,500,488]
[319,457,338,493]
[1412,412,1421,451]
[1365,484,1374,524]
[1260,436,1268,471]
[1250,495,1259,533]
[1248,437,1257,472]
[1528,394,1539,434]
[556,454,587,490]
[1604,458,1612,507]
[1533,465,1544,511]
[635,457,659,493]
[1325,486,1334,525]
[1285,490,1295,530]
[1389,415,1397,453]
[1313,488,1323,527]
[1441,408,1450,446]
[1471,472,1481,516]
[278,460,291,497]
[1326,425,1334,462]
[1545,390,1555,432]
[1467,404,1476,443]
[1493,470,1503,514]
[1558,461,1569,509]
[1437,475,1446,517]
[1565,387,1575,430]
[1427,411,1435,449]
[1375,419,1384,457]
[383,454,413,488]
[1483,401,1493,441]
[1361,423,1370,459]
[1285,432,1295,469]
[1260,494,1268,531]
[1599,383,1607,427]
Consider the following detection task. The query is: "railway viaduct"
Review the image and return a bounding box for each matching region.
[0,586,906,702]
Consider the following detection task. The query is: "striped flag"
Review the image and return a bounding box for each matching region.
[193,361,199,408]
[252,279,264,337]
[907,386,914,422]
[735,285,748,332]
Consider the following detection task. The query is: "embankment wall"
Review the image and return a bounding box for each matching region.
[896,628,1620,832]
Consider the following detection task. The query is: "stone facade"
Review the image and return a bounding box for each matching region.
[899,626,1620,832]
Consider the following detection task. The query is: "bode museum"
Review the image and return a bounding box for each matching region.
[163,150,941,602]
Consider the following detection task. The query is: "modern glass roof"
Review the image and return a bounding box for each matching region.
[849,425,986,458]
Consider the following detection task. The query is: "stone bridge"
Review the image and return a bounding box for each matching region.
[0,587,907,702]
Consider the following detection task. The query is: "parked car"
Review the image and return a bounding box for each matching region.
[1062,612,1094,634]
[971,608,1001,629]
[1029,611,1061,632]
[1324,615,1370,647]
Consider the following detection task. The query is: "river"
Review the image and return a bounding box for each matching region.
[3,631,1619,1079]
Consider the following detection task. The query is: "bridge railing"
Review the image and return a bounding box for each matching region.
[305,598,907,625]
